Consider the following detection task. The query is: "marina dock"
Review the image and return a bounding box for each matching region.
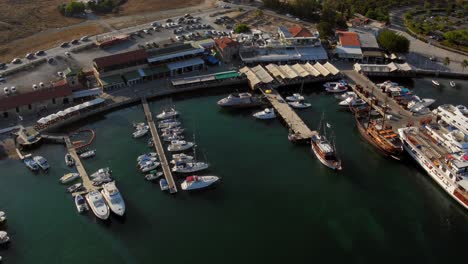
[141,97,177,194]
[64,136,98,195]
[261,89,316,141]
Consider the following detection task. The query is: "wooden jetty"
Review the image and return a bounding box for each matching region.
[261,89,316,141]
[64,136,98,195]
[141,97,177,194]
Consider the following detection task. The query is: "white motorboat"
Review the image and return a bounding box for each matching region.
[335,91,356,101]
[65,153,75,167]
[217,93,263,108]
[75,194,89,213]
[23,158,39,171]
[450,81,456,87]
[158,121,181,129]
[140,162,160,172]
[288,101,311,109]
[133,127,149,138]
[456,105,468,115]
[162,134,184,142]
[156,108,179,119]
[133,122,145,129]
[145,171,164,181]
[339,97,366,107]
[325,83,348,93]
[86,191,110,220]
[60,173,80,184]
[0,211,6,224]
[377,80,398,87]
[172,162,209,173]
[253,108,275,119]
[79,150,96,159]
[138,157,158,166]
[167,140,195,152]
[0,231,10,244]
[159,179,169,191]
[181,175,220,191]
[66,183,83,193]
[161,127,184,134]
[161,130,183,137]
[33,156,49,171]
[137,152,157,161]
[170,153,194,164]
[407,96,435,109]
[285,93,305,102]
[101,181,126,216]
[90,167,112,178]
[432,80,440,86]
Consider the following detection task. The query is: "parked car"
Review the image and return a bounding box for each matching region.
[71,39,79,45]
[166,18,173,22]
[57,71,64,77]
[80,35,89,41]
[47,57,54,64]
[3,87,10,95]
[25,53,34,59]
[35,50,45,56]
[39,82,45,88]
[0,76,5,83]
[10,86,16,93]
[11,58,21,64]
[0,63,6,69]
[143,29,150,34]
[32,84,38,90]
[60,42,69,48]
[65,52,71,57]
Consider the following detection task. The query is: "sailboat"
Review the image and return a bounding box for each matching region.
[352,97,403,160]
[172,134,209,173]
[311,114,342,170]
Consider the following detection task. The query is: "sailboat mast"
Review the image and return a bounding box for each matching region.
[381,97,388,129]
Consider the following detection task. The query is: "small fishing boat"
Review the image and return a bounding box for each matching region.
[75,194,89,213]
[159,179,169,191]
[162,134,184,142]
[65,153,75,167]
[432,80,440,86]
[137,152,157,162]
[339,97,366,107]
[90,168,112,178]
[148,138,154,147]
[285,93,305,102]
[253,108,275,119]
[181,175,220,191]
[145,171,164,181]
[325,83,348,93]
[160,127,184,134]
[217,93,264,108]
[170,153,194,164]
[450,81,456,88]
[335,91,356,101]
[311,114,342,170]
[0,231,10,244]
[60,173,80,184]
[66,183,83,193]
[133,127,149,138]
[33,156,49,171]
[138,157,158,167]
[288,101,311,109]
[158,121,181,129]
[172,162,209,173]
[0,211,6,224]
[167,140,195,152]
[24,158,39,171]
[156,108,179,120]
[140,162,161,172]
[79,150,96,159]
[133,122,145,128]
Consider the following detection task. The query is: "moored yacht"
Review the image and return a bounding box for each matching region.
[145,171,164,181]
[172,162,209,173]
[133,126,149,138]
[79,150,96,159]
[0,211,6,224]
[60,173,80,184]
[0,231,10,244]
[217,93,263,108]
[75,194,89,213]
[170,153,194,164]
[339,97,366,107]
[167,140,195,152]
[156,108,179,120]
[101,181,126,216]
[24,158,39,171]
[450,81,456,87]
[65,153,75,167]
[311,115,342,170]
[253,108,275,119]
[432,80,440,86]
[158,121,181,129]
[335,91,356,101]
[140,161,160,172]
[181,175,220,190]
[288,101,311,109]
[285,93,305,102]
[86,191,110,220]
[325,83,348,93]
[33,156,49,171]
[137,152,157,162]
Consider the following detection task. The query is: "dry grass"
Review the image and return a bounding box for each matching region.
[119,0,204,15]
[0,24,107,62]
[234,10,315,34]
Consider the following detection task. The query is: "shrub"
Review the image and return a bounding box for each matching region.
[377,29,410,53]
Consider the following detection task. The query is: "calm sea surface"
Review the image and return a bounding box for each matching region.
[0,77,467,264]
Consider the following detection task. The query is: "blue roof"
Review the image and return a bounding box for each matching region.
[206,55,219,64]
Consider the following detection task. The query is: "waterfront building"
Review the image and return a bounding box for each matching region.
[277,26,320,46]
[214,37,240,62]
[349,28,384,63]
[333,31,363,61]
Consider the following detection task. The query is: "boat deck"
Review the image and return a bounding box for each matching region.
[64,136,99,196]
[261,89,316,141]
[141,97,178,194]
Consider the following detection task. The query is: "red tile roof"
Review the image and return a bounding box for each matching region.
[337,31,361,47]
[93,49,148,70]
[215,37,239,51]
[0,85,72,111]
[288,26,313,38]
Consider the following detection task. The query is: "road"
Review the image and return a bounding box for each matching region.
[389,7,468,73]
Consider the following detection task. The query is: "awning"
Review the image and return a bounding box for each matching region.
[147,48,205,63]
[167,58,204,71]
[214,71,240,80]
[72,88,102,99]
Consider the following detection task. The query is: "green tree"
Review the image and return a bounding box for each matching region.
[443,57,451,66]
[377,29,410,53]
[461,60,468,71]
[58,1,85,16]
[443,30,468,44]
[318,22,333,38]
[255,9,264,17]
[234,23,250,34]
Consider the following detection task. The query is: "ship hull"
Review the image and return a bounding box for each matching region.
[311,141,342,170]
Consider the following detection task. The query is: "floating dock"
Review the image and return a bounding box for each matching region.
[141,97,177,194]
[261,89,316,141]
[64,136,98,195]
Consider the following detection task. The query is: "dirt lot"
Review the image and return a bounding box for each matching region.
[233,10,316,34]
[0,0,207,62]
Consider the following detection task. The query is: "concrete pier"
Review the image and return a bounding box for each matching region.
[261,89,316,141]
[64,136,98,195]
[141,97,177,194]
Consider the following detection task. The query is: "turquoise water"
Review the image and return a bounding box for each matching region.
[0,78,467,263]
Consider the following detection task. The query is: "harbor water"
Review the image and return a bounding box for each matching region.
[0,78,467,263]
